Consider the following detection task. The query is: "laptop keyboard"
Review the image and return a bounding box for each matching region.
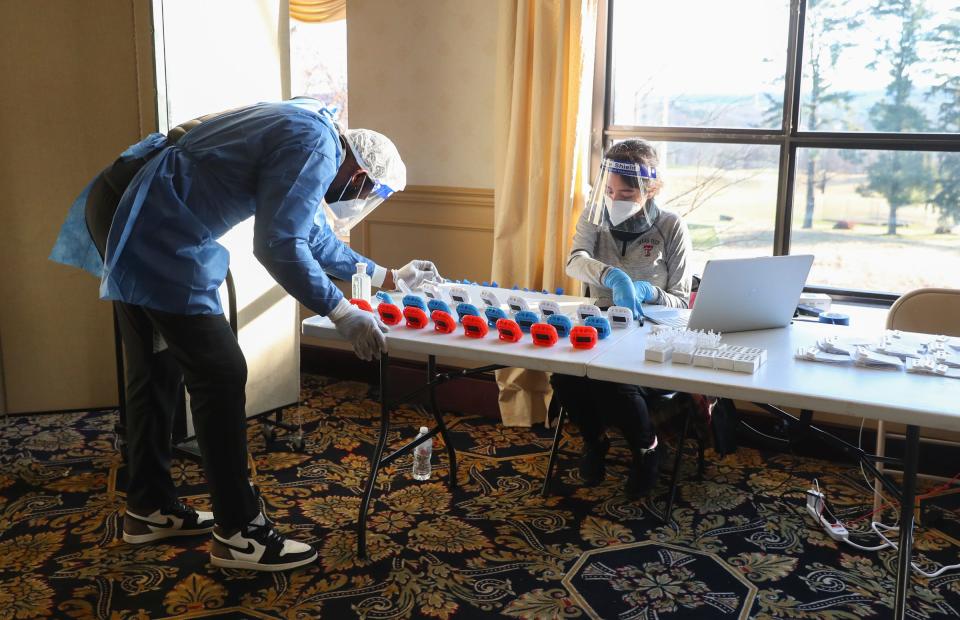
[641,306,692,328]
[647,314,690,328]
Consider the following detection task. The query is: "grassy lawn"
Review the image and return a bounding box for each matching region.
[660,167,960,292]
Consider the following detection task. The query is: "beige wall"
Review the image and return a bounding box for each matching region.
[0,1,156,413]
[346,0,498,189]
[345,0,500,287]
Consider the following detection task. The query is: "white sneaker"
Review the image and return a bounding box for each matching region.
[210,514,317,572]
[123,500,215,544]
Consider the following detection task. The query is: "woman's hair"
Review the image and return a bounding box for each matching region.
[605,139,662,192]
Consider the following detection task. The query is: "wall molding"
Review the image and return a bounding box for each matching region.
[361,220,493,233]
[387,185,495,209]
[355,184,495,257]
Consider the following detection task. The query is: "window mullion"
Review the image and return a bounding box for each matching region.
[591,0,613,180]
[773,0,804,257]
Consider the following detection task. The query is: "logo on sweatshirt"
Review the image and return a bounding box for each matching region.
[638,237,662,257]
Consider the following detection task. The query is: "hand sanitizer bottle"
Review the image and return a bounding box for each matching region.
[412,426,432,480]
[352,262,371,302]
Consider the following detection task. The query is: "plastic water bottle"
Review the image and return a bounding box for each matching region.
[412,426,432,481]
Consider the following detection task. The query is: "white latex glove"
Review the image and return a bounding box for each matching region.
[392,260,440,291]
[327,298,389,361]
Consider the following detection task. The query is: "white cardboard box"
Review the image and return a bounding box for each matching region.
[645,346,674,363]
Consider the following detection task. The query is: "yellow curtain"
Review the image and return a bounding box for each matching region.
[492,0,598,426]
[290,0,345,23]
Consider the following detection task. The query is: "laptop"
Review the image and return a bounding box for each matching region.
[643,255,815,333]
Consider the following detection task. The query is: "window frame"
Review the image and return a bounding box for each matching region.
[594,0,960,304]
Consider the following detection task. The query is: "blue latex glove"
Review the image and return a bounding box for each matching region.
[634,280,657,303]
[603,268,639,318]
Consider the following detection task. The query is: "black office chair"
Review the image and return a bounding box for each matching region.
[541,391,706,524]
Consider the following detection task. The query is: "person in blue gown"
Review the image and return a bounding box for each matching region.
[51,97,439,571]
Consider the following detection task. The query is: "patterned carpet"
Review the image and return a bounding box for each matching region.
[1,373,959,619]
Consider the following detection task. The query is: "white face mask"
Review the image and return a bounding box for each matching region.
[323,198,366,238]
[328,198,366,221]
[604,195,644,226]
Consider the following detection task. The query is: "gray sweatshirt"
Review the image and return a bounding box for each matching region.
[566,202,692,308]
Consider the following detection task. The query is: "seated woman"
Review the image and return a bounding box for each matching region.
[551,138,692,498]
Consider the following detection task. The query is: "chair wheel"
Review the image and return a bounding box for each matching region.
[291,434,305,452]
[261,424,276,442]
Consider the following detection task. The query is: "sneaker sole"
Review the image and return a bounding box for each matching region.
[123,527,214,545]
[209,552,318,572]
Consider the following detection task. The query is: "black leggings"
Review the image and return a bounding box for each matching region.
[550,374,657,453]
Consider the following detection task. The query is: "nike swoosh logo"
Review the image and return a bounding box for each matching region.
[216,537,256,556]
[132,515,176,528]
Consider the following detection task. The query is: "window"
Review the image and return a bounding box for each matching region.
[600,0,960,298]
[290,18,348,124]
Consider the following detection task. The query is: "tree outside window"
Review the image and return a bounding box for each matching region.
[605,0,960,295]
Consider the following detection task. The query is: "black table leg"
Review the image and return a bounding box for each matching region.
[541,400,566,497]
[661,406,692,525]
[358,353,391,559]
[426,355,458,488]
[893,424,920,618]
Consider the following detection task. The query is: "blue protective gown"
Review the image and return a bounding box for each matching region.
[51,100,379,316]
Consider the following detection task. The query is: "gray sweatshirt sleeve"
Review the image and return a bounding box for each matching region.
[651,216,693,308]
[565,210,611,292]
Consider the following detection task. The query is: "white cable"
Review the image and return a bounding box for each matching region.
[871,522,960,578]
[807,479,960,577]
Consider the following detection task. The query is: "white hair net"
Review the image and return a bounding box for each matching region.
[344,129,406,194]
[325,128,407,237]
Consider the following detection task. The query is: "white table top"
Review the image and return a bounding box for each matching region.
[302,310,642,377]
[586,320,960,432]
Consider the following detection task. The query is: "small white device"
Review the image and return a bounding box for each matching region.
[577,304,602,324]
[480,290,501,308]
[537,300,561,317]
[606,306,633,328]
[799,291,832,312]
[422,282,440,299]
[506,295,530,313]
[449,285,472,305]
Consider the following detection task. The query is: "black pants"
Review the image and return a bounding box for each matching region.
[86,163,258,530]
[550,374,656,453]
[114,303,260,529]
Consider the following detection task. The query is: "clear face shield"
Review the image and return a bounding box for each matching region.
[324,176,396,238]
[583,158,659,233]
[324,127,406,238]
